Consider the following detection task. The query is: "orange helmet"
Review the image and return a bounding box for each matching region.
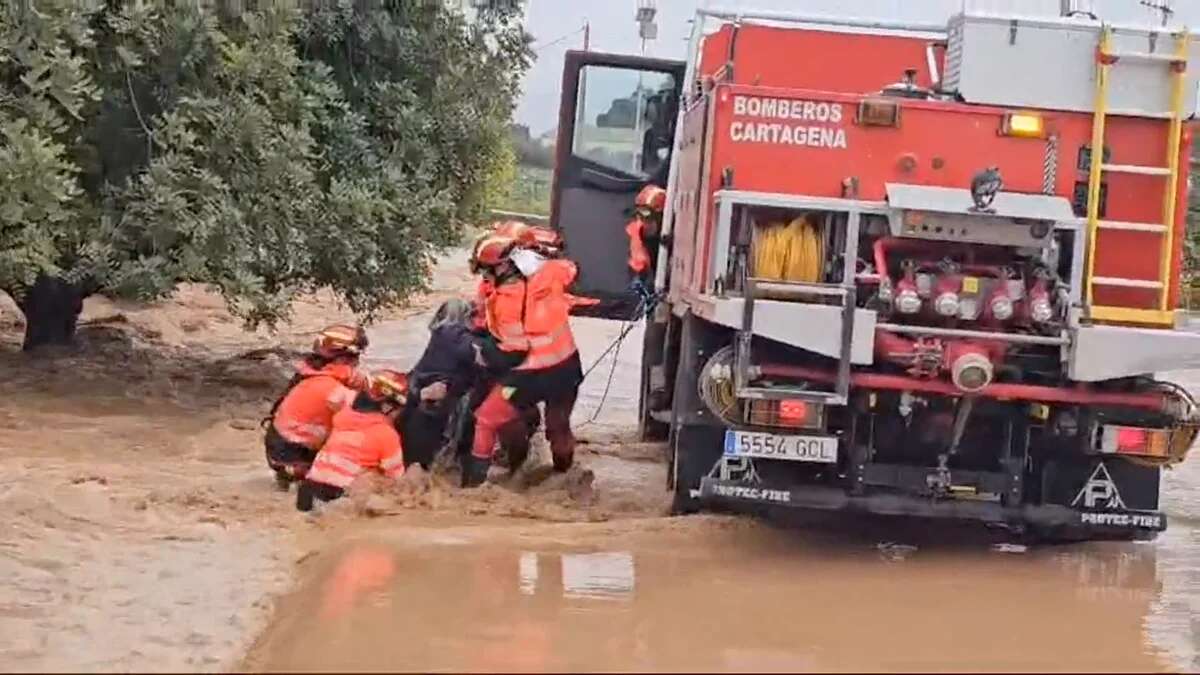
[470,233,516,272]
[521,225,563,252]
[635,185,668,213]
[368,369,409,404]
[314,324,368,359]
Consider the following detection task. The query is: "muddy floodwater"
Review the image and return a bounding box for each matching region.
[244,265,1200,672]
[5,249,1199,672]
[247,517,1180,672]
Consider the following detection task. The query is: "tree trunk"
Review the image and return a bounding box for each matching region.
[17,275,86,351]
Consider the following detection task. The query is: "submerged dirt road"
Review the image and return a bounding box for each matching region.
[3,249,1200,671]
[246,252,1200,673]
[246,518,1171,672]
[0,251,666,672]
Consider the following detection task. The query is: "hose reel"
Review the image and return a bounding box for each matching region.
[698,345,742,426]
[751,215,824,283]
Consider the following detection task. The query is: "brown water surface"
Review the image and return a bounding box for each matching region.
[246,518,1172,672]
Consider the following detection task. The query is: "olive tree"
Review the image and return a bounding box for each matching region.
[0,0,531,350]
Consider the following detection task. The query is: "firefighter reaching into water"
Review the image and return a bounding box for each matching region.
[464,230,586,487]
[264,324,370,490]
[297,369,410,512]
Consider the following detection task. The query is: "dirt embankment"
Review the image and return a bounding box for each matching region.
[0,253,668,671]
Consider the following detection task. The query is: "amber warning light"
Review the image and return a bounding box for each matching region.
[1000,111,1045,138]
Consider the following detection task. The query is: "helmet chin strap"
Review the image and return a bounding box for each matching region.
[493,263,522,284]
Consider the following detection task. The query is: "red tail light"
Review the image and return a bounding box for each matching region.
[1098,425,1170,458]
[1116,427,1147,452]
[746,399,823,429]
[778,400,809,425]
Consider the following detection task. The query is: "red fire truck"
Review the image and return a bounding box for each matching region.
[550,6,1200,540]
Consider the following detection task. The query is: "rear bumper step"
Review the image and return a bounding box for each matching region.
[698,478,1167,533]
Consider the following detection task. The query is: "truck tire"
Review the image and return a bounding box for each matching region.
[667,313,727,514]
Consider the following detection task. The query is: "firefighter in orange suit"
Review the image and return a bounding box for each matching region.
[464,235,584,487]
[264,324,370,490]
[296,369,409,512]
[625,184,667,276]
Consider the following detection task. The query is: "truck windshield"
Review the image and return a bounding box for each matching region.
[573,65,676,178]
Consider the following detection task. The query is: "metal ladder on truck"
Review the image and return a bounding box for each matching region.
[1084,25,1190,326]
[725,194,863,407]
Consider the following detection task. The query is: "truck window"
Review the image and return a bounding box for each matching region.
[573,65,676,178]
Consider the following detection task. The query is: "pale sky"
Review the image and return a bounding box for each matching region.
[516,0,1200,135]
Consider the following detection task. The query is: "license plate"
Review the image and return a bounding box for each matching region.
[723,430,838,464]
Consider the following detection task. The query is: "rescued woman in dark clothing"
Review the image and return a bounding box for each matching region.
[400,299,482,469]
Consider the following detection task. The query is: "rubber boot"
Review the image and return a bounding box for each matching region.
[498,419,531,471]
[461,456,491,488]
[274,469,292,492]
[552,451,574,473]
[296,481,315,512]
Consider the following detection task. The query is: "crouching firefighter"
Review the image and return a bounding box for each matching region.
[464,234,584,487]
[297,369,409,512]
[264,325,369,490]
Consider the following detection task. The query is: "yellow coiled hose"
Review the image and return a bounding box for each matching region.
[752,215,823,283]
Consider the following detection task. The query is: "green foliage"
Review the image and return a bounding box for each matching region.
[0,0,532,328]
[0,2,100,293]
[511,123,553,169]
[480,136,519,216]
[492,164,551,217]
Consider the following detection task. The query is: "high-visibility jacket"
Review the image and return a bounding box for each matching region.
[476,267,596,322]
[626,185,666,274]
[272,361,368,450]
[486,260,579,371]
[306,405,405,489]
[625,215,652,274]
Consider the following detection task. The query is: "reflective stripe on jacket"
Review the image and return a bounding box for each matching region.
[306,406,405,489]
[272,361,367,450]
[484,260,579,371]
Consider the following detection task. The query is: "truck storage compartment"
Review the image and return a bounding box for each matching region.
[945,13,1200,117]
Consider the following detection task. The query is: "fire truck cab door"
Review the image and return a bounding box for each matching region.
[551,50,684,320]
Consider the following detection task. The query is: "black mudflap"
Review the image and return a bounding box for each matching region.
[671,425,724,514]
[1038,457,1165,540]
[669,313,728,514]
